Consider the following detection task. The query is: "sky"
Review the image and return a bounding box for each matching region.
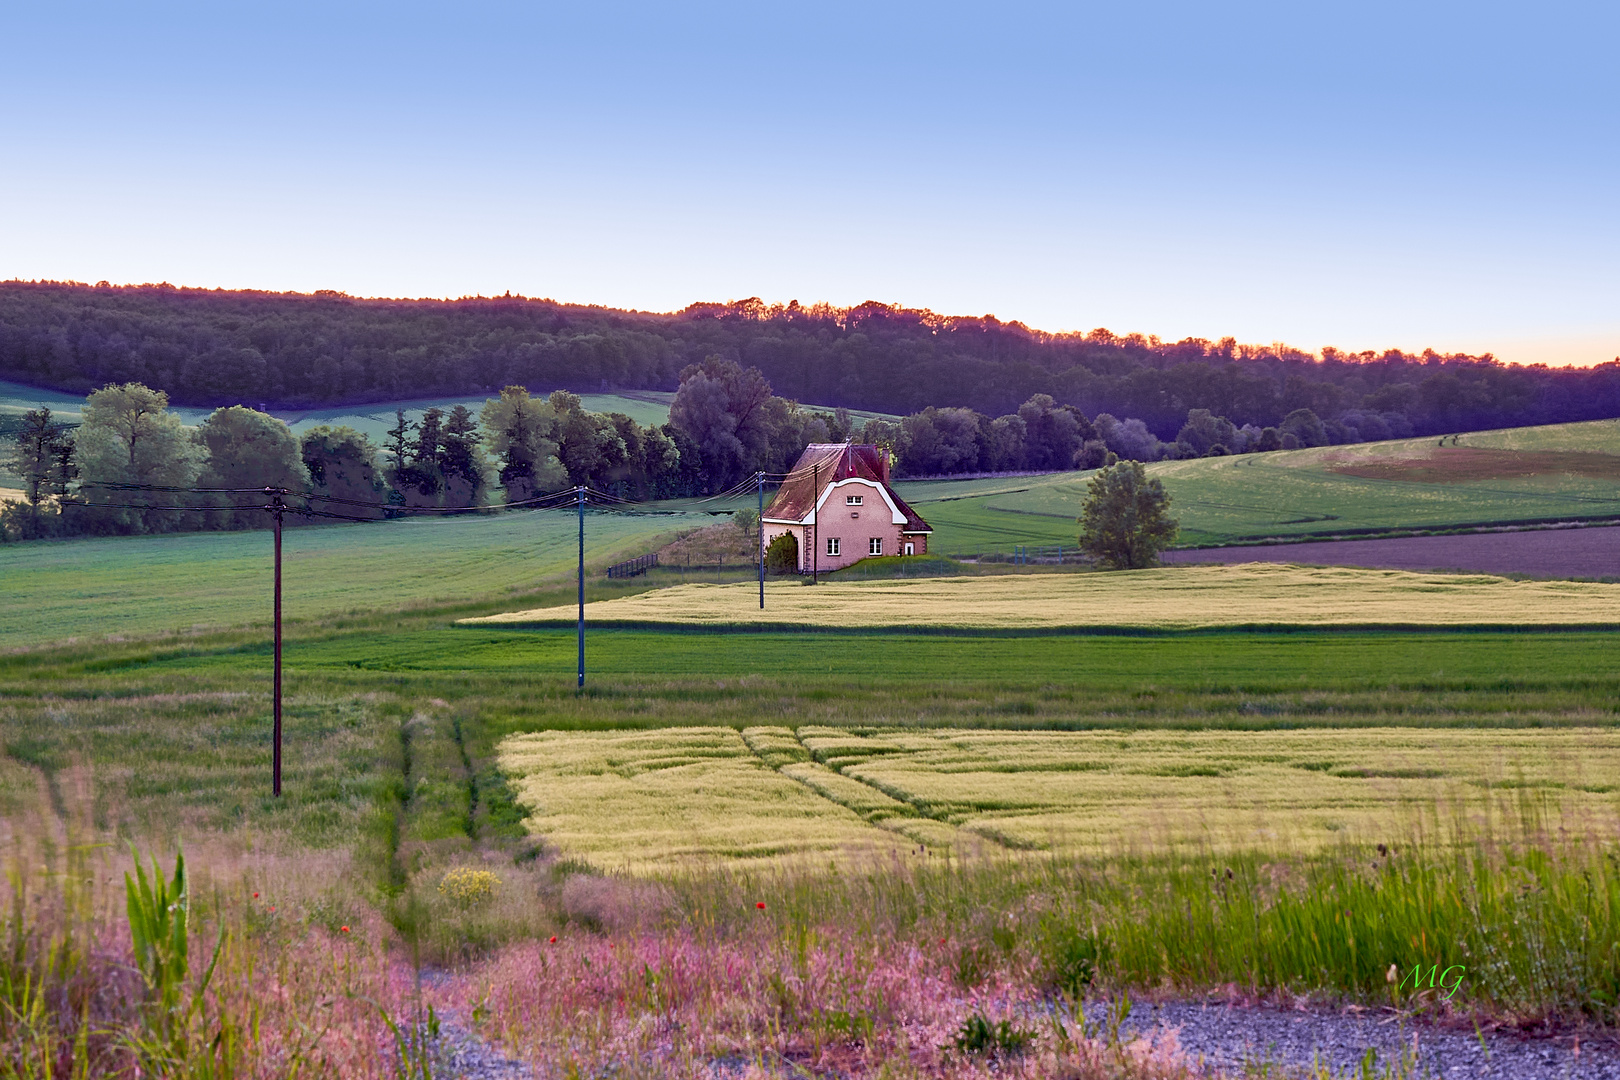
[2,1,1616,366]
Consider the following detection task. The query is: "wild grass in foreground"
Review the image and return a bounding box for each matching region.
[416,790,1617,1078]
[1,779,1612,1078]
[0,800,405,1078]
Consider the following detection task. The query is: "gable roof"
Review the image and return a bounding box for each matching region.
[763,443,932,533]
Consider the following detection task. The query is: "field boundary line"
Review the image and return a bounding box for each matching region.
[1175,513,1620,549]
[453,619,1620,638]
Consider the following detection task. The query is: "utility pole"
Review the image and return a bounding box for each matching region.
[757,470,764,609]
[267,487,285,798]
[811,461,819,585]
[577,485,585,689]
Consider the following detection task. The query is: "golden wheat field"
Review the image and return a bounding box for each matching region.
[498,725,1620,868]
[464,563,1620,631]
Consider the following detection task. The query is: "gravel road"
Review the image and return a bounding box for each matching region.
[1085,999,1619,1079]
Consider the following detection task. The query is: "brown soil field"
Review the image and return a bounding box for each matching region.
[1327,446,1620,483]
[1165,524,1620,579]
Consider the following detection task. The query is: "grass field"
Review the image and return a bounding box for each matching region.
[895,418,1620,552]
[465,563,1620,631]
[497,723,1620,866]
[7,409,1620,1072]
[4,569,1620,1069]
[0,509,682,647]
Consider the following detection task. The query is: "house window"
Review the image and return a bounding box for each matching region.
[846,494,863,506]
[904,542,915,556]
[869,537,883,556]
[826,537,841,556]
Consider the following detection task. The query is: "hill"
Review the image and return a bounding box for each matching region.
[894,418,1620,553]
[5,280,1620,437]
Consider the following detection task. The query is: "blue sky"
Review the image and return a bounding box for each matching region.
[2,1,1616,365]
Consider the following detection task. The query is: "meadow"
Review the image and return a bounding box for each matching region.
[896,418,1620,552]
[4,565,1620,1075]
[6,416,1620,1075]
[465,563,1620,631]
[0,508,681,646]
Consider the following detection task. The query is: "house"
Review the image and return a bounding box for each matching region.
[762,443,933,573]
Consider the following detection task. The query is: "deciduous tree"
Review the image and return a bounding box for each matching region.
[1077,460,1178,569]
[195,406,310,528]
[76,383,204,533]
[480,386,566,503]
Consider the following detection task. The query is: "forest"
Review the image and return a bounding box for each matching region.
[5,280,1620,441]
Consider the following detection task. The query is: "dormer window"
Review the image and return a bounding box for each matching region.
[845,494,863,506]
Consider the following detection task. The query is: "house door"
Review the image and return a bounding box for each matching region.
[904,542,914,556]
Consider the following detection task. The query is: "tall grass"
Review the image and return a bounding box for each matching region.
[645,789,1619,1029]
[0,793,402,1078]
[413,788,1618,1078]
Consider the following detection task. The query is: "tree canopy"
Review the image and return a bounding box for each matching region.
[1077,461,1179,570]
[5,281,1619,441]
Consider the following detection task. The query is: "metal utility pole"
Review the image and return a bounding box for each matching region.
[811,461,819,584]
[577,485,585,689]
[757,471,765,609]
[267,487,285,798]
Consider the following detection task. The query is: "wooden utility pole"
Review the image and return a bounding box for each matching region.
[268,487,285,797]
[811,461,818,584]
[757,471,765,609]
[577,485,585,689]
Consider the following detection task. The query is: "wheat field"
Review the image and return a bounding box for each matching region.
[497,724,1620,868]
[464,562,1620,631]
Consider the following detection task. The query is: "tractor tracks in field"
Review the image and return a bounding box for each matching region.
[738,725,1015,854]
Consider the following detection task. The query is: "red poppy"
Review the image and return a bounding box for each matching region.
[340,926,350,933]
[253,892,259,899]
[756,902,766,910]
[549,936,558,944]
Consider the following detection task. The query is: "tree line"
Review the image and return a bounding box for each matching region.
[6,281,1620,441]
[0,346,1415,544]
[1,358,867,540]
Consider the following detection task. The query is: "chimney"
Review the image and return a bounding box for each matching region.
[881,446,890,483]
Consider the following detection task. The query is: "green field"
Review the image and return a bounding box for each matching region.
[895,418,1620,552]
[5,621,1620,843]
[0,509,684,647]
[5,561,1619,1051]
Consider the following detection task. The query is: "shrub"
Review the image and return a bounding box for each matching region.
[1040,924,1110,996]
[764,533,798,575]
[438,867,501,907]
[953,1012,1036,1056]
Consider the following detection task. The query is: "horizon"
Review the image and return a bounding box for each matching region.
[8,277,1614,373]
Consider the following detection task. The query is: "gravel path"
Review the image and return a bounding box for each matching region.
[1164,524,1620,580]
[1085,1000,1620,1079]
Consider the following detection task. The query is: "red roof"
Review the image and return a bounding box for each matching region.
[764,444,932,533]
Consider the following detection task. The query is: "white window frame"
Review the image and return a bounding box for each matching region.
[869,537,883,556]
[826,537,841,556]
[846,494,863,506]
[904,542,915,555]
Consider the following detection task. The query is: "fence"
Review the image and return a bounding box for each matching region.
[605,552,659,578]
[947,545,1080,565]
